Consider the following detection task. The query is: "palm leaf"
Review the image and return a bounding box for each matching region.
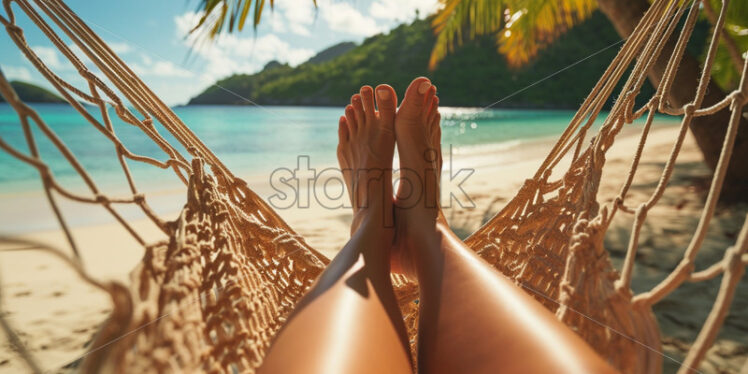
[499,0,596,67]
[430,0,505,70]
[429,0,597,69]
[254,0,266,30]
[191,0,301,40]
[238,0,253,30]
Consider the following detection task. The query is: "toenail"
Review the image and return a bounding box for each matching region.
[418,82,430,94]
[377,89,390,100]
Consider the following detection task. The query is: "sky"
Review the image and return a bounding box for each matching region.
[0,0,440,105]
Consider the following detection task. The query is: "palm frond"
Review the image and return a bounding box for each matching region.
[430,0,505,70]
[190,0,286,41]
[429,0,597,69]
[499,0,597,67]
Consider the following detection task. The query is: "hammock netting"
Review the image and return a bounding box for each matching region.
[0,0,746,373]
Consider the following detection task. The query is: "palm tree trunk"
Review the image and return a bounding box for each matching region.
[597,0,748,201]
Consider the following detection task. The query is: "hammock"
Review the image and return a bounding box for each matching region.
[0,0,746,373]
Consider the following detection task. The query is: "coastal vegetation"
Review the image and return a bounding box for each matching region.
[188,12,640,108]
[0,80,64,103]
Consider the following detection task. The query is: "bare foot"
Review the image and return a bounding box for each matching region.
[391,77,443,277]
[337,84,398,236]
[260,84,411,374]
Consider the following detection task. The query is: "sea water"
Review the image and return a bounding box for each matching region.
[0,103,678,195]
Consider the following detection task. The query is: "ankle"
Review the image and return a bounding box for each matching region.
[352,207,394,236]
[393,220,445,281]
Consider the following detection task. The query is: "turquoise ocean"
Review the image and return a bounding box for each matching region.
[0,103,678,195]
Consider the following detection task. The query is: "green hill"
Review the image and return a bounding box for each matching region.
[0,81,65,103]
[306,42,356,65]
[188,12,646,108]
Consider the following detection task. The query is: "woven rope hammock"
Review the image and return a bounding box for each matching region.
[0,0,746,372]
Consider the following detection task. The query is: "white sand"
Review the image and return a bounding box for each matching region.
[1,124,746,373]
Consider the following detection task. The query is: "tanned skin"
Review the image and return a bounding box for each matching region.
[259,78,618,374]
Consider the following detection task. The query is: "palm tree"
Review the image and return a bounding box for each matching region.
[192,0,748,199]
[428,0,748,199]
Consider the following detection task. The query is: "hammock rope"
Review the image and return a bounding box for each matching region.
[0,0,746,372]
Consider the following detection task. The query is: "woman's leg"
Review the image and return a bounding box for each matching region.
[259,85,412,374]
[392,77,617,374]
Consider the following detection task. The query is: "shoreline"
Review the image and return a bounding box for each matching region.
[0,123,678,277]
[0,119,673,233]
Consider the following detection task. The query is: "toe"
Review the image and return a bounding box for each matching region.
[351,94,365,129]
[337,117,349,167]
[338,116,349,143]
[430,112,441,143]
[427,96,439,127]
[360,85,376,122]
[345,105,357,134]
[398,77,431,118]
[431,113,442,171]
[424,87,437,117]
[375,84,397,131]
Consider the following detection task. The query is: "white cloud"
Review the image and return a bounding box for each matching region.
[174,11,314,86]
[175,10,202,38]
[317,0,384,36]
[25,41,131,77]
[107,41,133,55]
[289,22,312,36]
[370,0,440,21]
[131,59,193,78]
[140,53,153,65]
[1,65,33,81]
[271,0,384,37]
[29,46,64,69]
[152,61,192,77]
[274,0,314,36]
[267,11,288,34]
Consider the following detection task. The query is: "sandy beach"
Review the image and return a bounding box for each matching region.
[1,124,746,373]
